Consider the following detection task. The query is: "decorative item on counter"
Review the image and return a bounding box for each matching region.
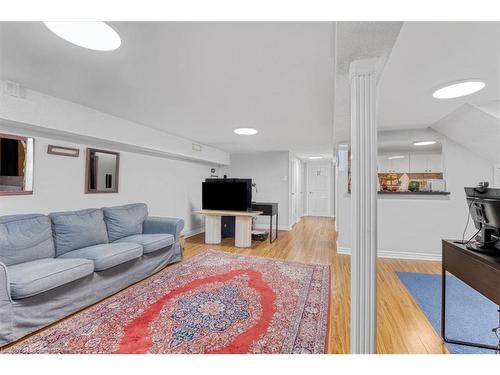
[379,173,401,192]
[408,180,420,192]
[399,173,410,192]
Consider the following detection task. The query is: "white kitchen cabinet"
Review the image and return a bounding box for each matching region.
[426,153,443,173]
[392,156,410,173]
[409,154,428,173]
[378,153,410,173]
[409,153,443,173]
[378,155,392,173]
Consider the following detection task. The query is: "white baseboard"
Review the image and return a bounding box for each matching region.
[253,223,292,231]
[336,245,441,261]
[186,224,292,237]
[183,227,204,238]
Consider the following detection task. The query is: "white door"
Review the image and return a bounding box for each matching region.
[307,163,331,217]
[290,159,297,225]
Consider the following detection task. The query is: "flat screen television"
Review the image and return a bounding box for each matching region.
[202,178,252,211]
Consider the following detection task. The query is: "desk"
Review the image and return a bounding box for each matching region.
[441,240,500,351]
[193,210,262,248]
[251,202,278,243]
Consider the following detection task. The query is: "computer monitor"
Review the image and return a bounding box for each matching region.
[464,186,500,253]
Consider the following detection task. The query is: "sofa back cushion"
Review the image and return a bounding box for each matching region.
[0,214,55,266]
[49,209,109,256]
[102,203,148,242]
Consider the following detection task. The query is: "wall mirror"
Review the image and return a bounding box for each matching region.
[85,148,120,193]
[0,133,34,196]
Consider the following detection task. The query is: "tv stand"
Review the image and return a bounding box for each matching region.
[193,210,263,247]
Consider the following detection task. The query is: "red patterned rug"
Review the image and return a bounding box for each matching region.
[4,250,330,354]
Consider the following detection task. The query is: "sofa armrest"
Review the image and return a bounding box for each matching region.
[143,216,184,242]
[0,262,11,303]
[0,261,13,346]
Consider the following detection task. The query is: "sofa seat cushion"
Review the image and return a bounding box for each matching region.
[58,242,143,271]
[114,234,175,254]
[8,258,94,299]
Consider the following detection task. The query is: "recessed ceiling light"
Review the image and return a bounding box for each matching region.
[413,140,437,146]
[44,22,121,51]
[233,128,258,135]
[432,80,485,99]
[388,155,405,160]
[309,156,323,160]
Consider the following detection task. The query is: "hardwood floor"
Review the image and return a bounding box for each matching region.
[185,216,449,354]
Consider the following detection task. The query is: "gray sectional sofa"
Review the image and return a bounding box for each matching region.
[0,203,184,347]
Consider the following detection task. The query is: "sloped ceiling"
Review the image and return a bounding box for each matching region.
[432,103,500,163]
[378,22,500,130]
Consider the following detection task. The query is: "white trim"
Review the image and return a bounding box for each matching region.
[253,223,292,231]
[336,247,441,262]
[183,227,204,238]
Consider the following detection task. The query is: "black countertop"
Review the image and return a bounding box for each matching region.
[378,191,450,195]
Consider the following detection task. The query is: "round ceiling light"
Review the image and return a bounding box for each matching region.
[44,22,121,51]
[413,140,437,146]
[233,128,258,135]
[432,80,485,99]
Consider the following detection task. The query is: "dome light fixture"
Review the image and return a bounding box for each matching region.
[432,80,485,99]
[413,140,437,146]
[44,22,121,51]
[233,128,258,135]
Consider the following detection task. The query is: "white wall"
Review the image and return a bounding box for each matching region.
[0,134,219,236]
[227,151,292,230]
[336,130,495,260]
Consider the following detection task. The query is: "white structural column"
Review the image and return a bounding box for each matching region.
[349,58,379,354]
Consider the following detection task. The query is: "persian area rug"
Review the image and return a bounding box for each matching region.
[4,250,330,354]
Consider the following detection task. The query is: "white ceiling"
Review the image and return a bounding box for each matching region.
[0,22,335,157]
[378,22,500,130]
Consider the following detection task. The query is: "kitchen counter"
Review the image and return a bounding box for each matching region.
[378,191,450,195]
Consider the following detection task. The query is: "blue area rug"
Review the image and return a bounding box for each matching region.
[397,272,498,354]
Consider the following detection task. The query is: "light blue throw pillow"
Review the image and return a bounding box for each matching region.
[49,209,109,257]
[102,203,148,242]
[0,214,55,266]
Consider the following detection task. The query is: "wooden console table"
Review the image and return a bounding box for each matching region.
[193,210,262,248]
[441,240,500,351]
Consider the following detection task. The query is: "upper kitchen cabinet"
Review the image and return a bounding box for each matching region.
[409,153,443,173]
[378,137,443,174]
[378,153,410,173]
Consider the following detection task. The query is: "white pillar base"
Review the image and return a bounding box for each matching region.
[204,215,221,244]
[235,216,252,247]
